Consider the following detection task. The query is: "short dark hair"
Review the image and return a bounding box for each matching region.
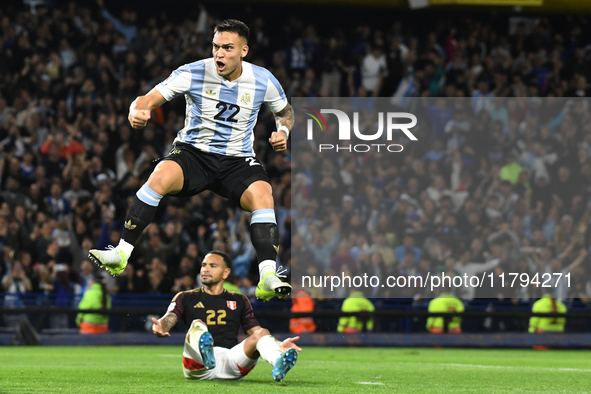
[207,250,232,270]
[214,19,250,43]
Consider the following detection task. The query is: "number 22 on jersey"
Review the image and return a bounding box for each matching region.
[214,101,240,123]
[205,309,227,325]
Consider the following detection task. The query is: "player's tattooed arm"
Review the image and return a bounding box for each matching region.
[270,103,293,152]
[151,312,178,337]
[160,312,178,332]
[274,102,294,138]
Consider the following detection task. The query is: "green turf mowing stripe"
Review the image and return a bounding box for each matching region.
[2,347,591,393]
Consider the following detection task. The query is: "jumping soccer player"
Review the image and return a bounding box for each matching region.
[152,251,300,382]
[88,19,293,301]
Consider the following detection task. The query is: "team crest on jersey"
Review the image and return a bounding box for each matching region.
[227,301,237,310]
[241,93,251,105]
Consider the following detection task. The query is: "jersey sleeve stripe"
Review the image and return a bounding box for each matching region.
[264,73,288,114]
[268,72,287,101]
[156,65,192,101]
[172,291,183,302]
[172,288,202,302]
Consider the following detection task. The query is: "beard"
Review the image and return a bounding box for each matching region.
[201,276,219,286]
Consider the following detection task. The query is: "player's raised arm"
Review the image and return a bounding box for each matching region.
[128,88,166,129]
[152,312,178,337]
[269,102,294,152]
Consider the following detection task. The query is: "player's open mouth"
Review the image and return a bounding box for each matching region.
[216,61,225,72]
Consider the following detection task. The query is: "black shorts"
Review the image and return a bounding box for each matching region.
[160,143,270,207]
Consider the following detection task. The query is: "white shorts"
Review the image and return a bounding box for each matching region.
[182,337,258,380]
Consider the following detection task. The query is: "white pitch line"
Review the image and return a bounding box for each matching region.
[398,362,591,373]
[158,354,181,358]
[357,382,384,385]
[305,360,591,373]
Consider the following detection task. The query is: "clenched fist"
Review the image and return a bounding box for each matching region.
[129,108,151,129]
[269,130,288,151]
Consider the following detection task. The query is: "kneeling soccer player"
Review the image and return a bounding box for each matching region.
[152,251,300,381]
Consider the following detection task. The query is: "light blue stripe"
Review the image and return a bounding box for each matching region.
[209,79,240,155]
[141,184,163,200]
[252,208,275,216]
[251,208,276,224]
[251,216,277,224]
[268,72,287,101]
[137,189,160,207]
[179,61,205,145]
[243,66,269,156]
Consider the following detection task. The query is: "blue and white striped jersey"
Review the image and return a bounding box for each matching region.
[155,58,288,157]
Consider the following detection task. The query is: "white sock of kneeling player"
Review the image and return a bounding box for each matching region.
[256,335,282,367]
[188,320,208,346]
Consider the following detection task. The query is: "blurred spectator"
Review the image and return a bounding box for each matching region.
[329,240,358,276]
[2,261,32,306]
[75,259,96,296]
[1,260,32,327]
[394,235,422,265]
[172,274,196,293]
[361,45,386,96]
[454,251,500,300]
[306,225,340,269]
[45,181,71,220]
[147,257,172,294]
[114,264,149,293]
[96,0,137,44]
[240,275,257,299]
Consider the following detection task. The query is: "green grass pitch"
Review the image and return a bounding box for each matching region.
[1,346,591,393]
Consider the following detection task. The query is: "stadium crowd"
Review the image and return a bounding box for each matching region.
[1,1,591,309]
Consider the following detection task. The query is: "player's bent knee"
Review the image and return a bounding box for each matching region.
[246,191,274,211]
[147,161,184,195]
[253,328,270,339]
[241,181,274,211]
[259,192,274,209]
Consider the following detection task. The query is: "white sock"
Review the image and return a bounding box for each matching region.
[256,335,282,367]
[117,239,134,257]
[259,259,276,277]
[188,320,208,345]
